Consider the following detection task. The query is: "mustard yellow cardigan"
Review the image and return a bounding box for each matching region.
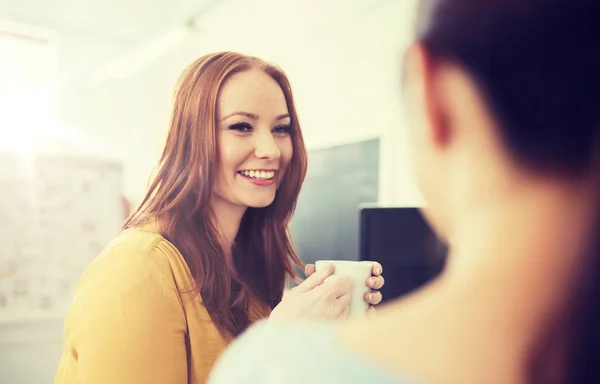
[54,224,270,384]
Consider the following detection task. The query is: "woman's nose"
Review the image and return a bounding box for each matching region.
[254,132,281,160]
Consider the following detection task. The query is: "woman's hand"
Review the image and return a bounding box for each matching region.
[270,263,354,322]
[304,261,384,311]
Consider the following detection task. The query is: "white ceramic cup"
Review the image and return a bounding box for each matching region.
[315,260,374,319]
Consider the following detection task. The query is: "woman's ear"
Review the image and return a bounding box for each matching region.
[403,44,452,150]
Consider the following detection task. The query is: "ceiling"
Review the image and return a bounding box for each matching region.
[0,0,210,42]
[0,0,219,85]
[0,0,404,89]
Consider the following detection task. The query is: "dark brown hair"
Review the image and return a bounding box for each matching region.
[415,0,600,382]
[124,52,307,337]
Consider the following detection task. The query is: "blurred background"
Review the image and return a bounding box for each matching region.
[0,0,432,382]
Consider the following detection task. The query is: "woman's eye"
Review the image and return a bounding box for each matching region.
[273,125,292,134]
[229,123,253,132]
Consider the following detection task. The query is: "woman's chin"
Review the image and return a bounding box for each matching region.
[243,195,276,209]
[247,201,275,209]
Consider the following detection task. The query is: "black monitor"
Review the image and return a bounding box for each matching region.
[359,206,448,303]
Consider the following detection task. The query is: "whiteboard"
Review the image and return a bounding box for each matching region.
[0,153,123,323]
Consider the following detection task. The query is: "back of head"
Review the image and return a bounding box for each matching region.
[415,0,600,382]
[417,0,600,175]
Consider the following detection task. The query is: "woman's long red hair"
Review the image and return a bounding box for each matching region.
[123,52,307,337]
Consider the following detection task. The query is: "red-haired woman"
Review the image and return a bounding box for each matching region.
[54,52,384,384]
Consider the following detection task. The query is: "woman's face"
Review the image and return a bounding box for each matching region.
[213,69,293,211]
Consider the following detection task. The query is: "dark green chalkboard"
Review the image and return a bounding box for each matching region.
[290,138,379,267]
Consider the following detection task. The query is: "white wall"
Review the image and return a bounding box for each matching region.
[54,0,421,205]
[378,0,424,207]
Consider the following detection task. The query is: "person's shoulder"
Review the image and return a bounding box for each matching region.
[76,226,182,295]
[207,320,284,383]
[209,320,413,384]
[59,228,191,383]
[208,321,334,383]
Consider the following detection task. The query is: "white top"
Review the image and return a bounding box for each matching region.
[208,320,417,384]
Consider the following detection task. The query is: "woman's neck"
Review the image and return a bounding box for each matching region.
[342,180,596,384]
[442,185,590,381]
[210,197,247,249]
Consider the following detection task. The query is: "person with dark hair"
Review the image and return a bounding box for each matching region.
[208,1,600,383]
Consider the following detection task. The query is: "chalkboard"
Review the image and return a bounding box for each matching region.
[290,138,379,267]
[0,153,123,323]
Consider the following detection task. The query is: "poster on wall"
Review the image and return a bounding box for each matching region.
[0,153,123,323]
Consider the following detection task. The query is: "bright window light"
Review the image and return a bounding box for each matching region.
[0,20,60,154]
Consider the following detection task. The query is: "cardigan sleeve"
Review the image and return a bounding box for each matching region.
[54,238,188,384]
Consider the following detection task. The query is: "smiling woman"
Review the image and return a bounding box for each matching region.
[53,51,384,384]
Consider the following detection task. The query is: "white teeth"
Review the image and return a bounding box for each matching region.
[239,170,275,180]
